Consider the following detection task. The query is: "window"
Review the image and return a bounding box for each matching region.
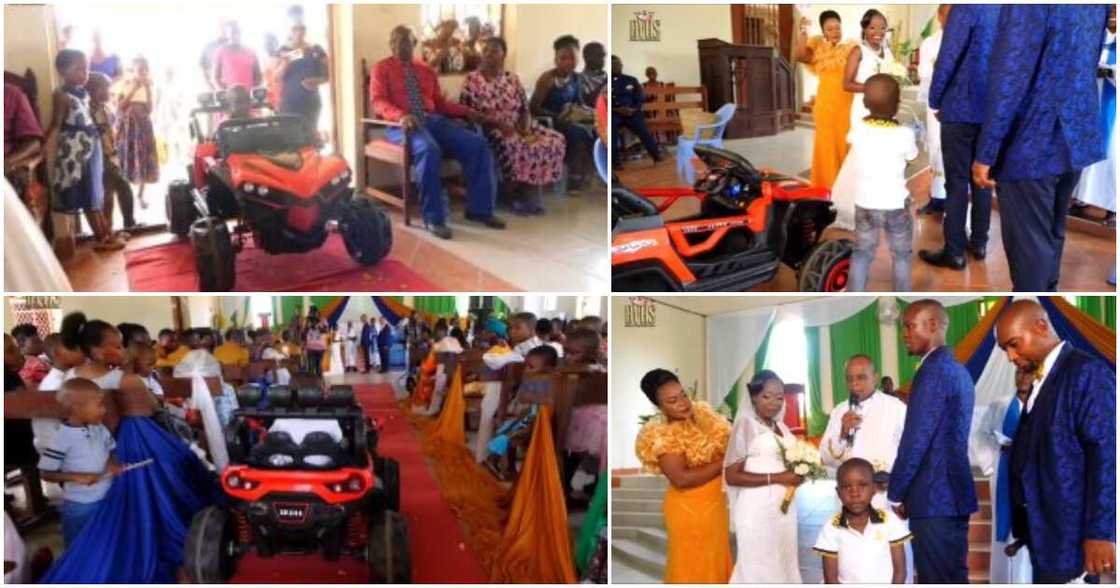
[419,3,504,74]
[250,295,273,330]
[765,315,810,421]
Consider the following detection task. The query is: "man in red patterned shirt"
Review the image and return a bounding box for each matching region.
[370,25,505,239]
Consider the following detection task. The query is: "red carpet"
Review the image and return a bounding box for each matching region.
[231,383,487,583]
[123,233,442,292]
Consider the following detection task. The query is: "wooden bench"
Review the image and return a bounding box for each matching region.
[641,84,709,142]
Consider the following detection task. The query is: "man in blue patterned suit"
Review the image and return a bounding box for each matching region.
[972,5,1110,291]
[919,4,1000,271]
[889,299,978,583]
[996,300,1116,582]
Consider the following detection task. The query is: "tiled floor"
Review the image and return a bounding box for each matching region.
[60,183,607,292]
[403,182,609,292]
[615,130,1116,292]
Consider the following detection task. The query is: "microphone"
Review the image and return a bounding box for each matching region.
[845,395,862,444]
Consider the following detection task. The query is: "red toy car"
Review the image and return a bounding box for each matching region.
[184,384,409,583]
[166,89,392,291]
[612,145,852,292]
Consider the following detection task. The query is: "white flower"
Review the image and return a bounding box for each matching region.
[795,464,810,476]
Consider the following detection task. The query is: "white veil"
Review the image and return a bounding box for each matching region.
[173,350,230,471]
[722,376,790,514]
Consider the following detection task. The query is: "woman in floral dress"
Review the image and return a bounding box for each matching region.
[461,37,565,214]
[114,56,160,209]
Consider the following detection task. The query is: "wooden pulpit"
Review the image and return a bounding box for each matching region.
[697,38,796,139]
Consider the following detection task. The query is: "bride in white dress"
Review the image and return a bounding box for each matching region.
[832,9,897,230]
[723,370,803,583]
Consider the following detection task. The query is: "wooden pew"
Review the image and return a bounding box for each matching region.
[156,375,224,400]
[641,85,709,141]
[222,364,247,387]
[516,367,608,459]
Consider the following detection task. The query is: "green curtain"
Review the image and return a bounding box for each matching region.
[828,301,882,407]
[755,323,774,371]
[414,296,458,317]
[805,326,828,437]
[309,296,337,314]
[493,298,511,319]
[1076,296,1116,330]
[895,299,983,386]
[574,473,607,573]
[276,296,305,328]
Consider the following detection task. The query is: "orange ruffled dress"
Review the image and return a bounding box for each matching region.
[635,402,733,583]
[806,36,857,189]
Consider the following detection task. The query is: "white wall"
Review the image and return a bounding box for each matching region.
[3,4,57,120]
[610,297,706,470]
[611,4,732,87]
[58,296,179,338]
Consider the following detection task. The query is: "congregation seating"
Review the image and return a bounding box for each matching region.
[641,84,709,142]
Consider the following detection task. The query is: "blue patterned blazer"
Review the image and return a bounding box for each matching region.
[976,5,1110,181]
[888,346,978,519]
[1010,343,1116,577]
[928,5,1001,124]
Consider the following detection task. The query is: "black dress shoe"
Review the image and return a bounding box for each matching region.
[465,213,507,229]
[918,200,945,215]
[966,243,987,260]
[919,248,966,270]
[424,222,452,239]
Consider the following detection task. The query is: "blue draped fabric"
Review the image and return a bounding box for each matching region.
[42,417,223,583]
[1039,298,1115,368]
[962,326,997,382]
[372,297,404,325]
[995,397,1022,542]
[1103,39,1116,151]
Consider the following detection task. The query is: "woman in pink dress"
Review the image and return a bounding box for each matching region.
[460,37,565,215]
[211,21,261,92]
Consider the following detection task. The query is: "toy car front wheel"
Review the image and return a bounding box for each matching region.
[797,238,853,292]
[367,510,411,583]
[190,217,236,291]
[184,506,238,583]
[374,456,401,513]
[167,180,200,238]
[341,196,392,266]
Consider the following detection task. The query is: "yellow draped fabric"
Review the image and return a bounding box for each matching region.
[321,333,332,372]
[1051,296,1117,364]
[430,366,466,446]
[494,406,578,583]
[663,475,733,583]
[954,296,1009,363]
[408,399,507,581]
[807,36,856,189]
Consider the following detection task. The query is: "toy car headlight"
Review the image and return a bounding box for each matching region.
[228,474,242,488]
[243,183,256,193]
[346,476,363,492]
[257,186,270,196]
[268,454,295,467]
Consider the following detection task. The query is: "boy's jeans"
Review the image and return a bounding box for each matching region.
[61,498,103,547]
[849,205,913,291]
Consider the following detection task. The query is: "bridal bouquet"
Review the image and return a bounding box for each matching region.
[777,438,827,513]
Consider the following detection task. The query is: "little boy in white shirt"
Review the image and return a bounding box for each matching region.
[814,457,910,583]
[834,74,919,291]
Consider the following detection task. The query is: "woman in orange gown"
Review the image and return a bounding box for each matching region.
[634,369,732,583]
[795,11,856,189]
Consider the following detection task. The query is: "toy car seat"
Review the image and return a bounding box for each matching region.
[250,430,300,468]
[612,185,665,233]
[301,431,345,468]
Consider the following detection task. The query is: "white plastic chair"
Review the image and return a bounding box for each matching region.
[676,103,736,185]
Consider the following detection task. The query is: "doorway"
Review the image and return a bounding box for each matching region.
[53,3,336,232]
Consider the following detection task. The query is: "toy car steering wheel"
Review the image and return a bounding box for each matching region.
[693,146,764,210]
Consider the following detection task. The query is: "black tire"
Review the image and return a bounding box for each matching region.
[367,510,411,583]
[340,196,392,266]
[190,217,236,291]
[796,238,853,292]
[168,180,200,238]
[374,457,401,513]
[184,506,237,583]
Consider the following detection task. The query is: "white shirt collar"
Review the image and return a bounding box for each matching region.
[920,345,940,365]
[1026,341,1065,413]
